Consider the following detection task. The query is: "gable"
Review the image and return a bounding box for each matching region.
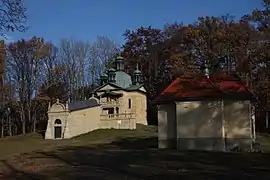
[126,84,146,94]
[139,86,146,93]
[125,90,147,98]
[93,83,122,92]
[99,84,116,91]
[49,103,66,113]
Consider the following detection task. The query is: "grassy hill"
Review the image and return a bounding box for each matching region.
[1,126,270,179]
[0,124,158,160]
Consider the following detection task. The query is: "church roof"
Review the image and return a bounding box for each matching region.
[94,56,144,93]
[100,90,123,97]
[68,99,99,111]
[126,84,144,91]
[114,71,132,89]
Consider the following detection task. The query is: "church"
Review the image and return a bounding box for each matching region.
[45,56,147,139]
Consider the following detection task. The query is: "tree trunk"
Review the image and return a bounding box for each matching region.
[28,108,31,132]
[32,110,36,132]
[20,106,26,135]
[8,116,12,136]
[1,117,4,137]
[27,98,31,132]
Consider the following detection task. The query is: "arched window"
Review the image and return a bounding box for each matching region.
[128,99,132,109]
[55,119,62,125]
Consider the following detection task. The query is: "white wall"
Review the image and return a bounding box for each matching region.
[176,101,223,150]
[157,100,252,151]
[157,103,176,148]
[45,111,69,139]
[66,106,101,138]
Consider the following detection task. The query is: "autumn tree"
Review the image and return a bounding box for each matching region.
[37,43,68,101]
[123,26,168,98]
[243,0,270,108]
[122,26,180,125]
[38,66,68,102]
[122,15,264,124]
[6,37,49,134]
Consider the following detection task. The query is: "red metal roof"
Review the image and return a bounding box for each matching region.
[153,74,253,103]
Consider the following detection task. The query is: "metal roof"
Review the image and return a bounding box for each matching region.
[68,99,100,111]
[114,71,132,89]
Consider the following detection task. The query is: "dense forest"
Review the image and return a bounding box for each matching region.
[0,0,270,137]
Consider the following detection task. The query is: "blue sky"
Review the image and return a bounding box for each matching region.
[6,0,262,45]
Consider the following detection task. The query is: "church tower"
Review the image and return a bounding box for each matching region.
[133,63,142,85]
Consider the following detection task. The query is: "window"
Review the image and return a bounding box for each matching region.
[128,98,132,109]
[108,108,114,118]
[108,108,114,114]
[116,107,119,117]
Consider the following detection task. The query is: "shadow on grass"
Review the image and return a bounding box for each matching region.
[100,136,158,149]
[37,130,46,139]
[0,160,45,180]
[1,137,270,179]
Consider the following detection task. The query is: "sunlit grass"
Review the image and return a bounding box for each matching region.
[0,125,157,159]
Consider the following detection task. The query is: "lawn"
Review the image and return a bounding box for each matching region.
[1,126,270,179]
[0,124,157,160]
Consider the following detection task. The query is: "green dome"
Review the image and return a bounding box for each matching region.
[114,71,132,88]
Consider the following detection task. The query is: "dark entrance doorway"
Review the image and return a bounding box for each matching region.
[54,127,62,138]
[54,119,62,139]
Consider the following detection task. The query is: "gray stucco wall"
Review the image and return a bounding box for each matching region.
[158,100,252,151]
[157,103,176,149]
[176,101,224,151]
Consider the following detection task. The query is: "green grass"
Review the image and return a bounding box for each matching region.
[0,125,157,160]
[2,128,270,179]
[256,133,270,152]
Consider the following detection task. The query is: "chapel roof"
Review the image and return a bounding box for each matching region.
[153,73,255,104]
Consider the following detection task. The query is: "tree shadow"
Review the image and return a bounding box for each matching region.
[0,160,46,180]
[1,137,270,179]
[37,130,46,139]
[104,136,158,149]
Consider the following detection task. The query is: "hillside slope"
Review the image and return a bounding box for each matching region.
[0,125,158,160]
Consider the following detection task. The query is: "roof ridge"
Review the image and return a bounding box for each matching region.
[159,78,180,95]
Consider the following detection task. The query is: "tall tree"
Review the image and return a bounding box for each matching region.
[243,0,270,108]
[122,26,176,125]
[6,37,48,134]
[88,36,120,86]
[58,38,90,101]
[123,26,168,98]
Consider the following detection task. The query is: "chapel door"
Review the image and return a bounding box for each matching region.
[54,119,62,139]
[54,126,62,138]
